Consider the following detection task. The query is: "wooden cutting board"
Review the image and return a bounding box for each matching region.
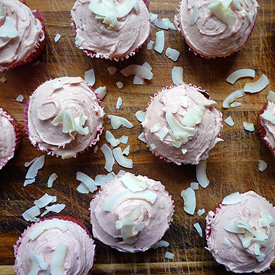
[1,0,275,274]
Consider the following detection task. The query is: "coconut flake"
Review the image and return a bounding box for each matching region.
[165,252,174,260]
[120,135,128,144]
[165,48,180,62]
[196,160,209,188]
[22,206,40,222]
[135,110,146,122]
[243,74,269,93]
[190,5,200,25]
[122,145,130,156]
[102,189,157,212]
[133,75,144,85]
[172,66,184,85]
[193,222,203,237]
[76,171,97,193]
[108,115,133,129]
[116,97,123,110]
[226,69,255,84]
[261,110,275,124]
[159,126,169,141]
[243,121,255,132]
[258,160,267,172]
[120,222,137,244]
[116,82,123,90]
[149,12,158,23]
[190,182,199,190]
[54,33,61,43]
[138,132,146,142]
[24,157,38,168]
[107,66,117,75]
[150,124,160,133]
[154,18,170,30]
[76,183,89,194]
[52,82,63,91]
[51,242,68,275]
[41,204,66,217]
[113,147,133,168]
[224,116,234,127]
[105,130,120,147]
[100,144,114,172]
[208,1,236,25]
[121,173,147,192]
[116,207,141,229]
[24,155,45,186]
[34,193,57,208]
[267,91,275,103]
[224,221,246,234]
[259,210,275,228]
[222,192,242,205]
[181,187,196,215]
[29,220,68,240]
[152,240,169,249]
[231,102,241,108]
[75,35,85,47]
[223,89,245,108]
[121,64,153,80]
[0,16,19,38]
[223,238,233,247]
[94,86,107,100]
[84,68,95,87]
[0,76,7,83]
[147,40,154,50]
[16,95,24,102]
[197,208,205,216]
[28,250,48,275]
[47,173,58,188]
[154,30,165,54]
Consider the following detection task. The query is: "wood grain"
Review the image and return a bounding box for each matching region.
[1,0,275,274]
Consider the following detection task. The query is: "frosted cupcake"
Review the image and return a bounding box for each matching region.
[0,107,21,169]
[71,0,151,61]
[206,191,275,273]
[174,0,258,58]
[25,77,104,159]
[90,172,174,252]
[0,0,45,71]
[13,216,96,275]
[258,91,275,156]
[142,84,223,165]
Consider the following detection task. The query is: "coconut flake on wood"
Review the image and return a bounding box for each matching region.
[243,121,255,132]
[84,68,95,87]
[107,66,117,75]
[94,86,107,100]
[133,75,144,85]
[54,33,61,43]
[165,252,174,260]
[196,160,210,188]
[231,102,241,108]
[197,208,205,216]
[76,171,97,193]
[47,173,58,188]
[243,74,269,93]
[172,66,184,85]
[190,182,199,190]
[165,48,180,62]
[105,130,120,147]
[116,82,123,90]
[193,222,203,237]
[258,160,267,172]
[152,240,169,249]
[120,135,128,144]
[0,76,7,83]
[226,69,255,84]
[41,204,66,217]
[116,97,123,110]
[100,144,114,172]
[138,132,146,142]
[222,192,242,205]
[16,95,24,102]
[147,40,154,50]
[149,12,158,23]
[267,91,275,102]
[113,147,133,168]
[34,193,57,208]
[223,89,245,108]
[22,206,40,221]
[121,64,153,80]
[122,145,130,156]
[76,183,89,194]
[224,116,234,127]
[154,30,165,54]
[181,187,196,215]
[135,110,146,122]
[24,155,45,186]
[108,115,133,129]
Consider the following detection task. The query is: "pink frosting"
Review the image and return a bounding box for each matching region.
[259,101,275,150]
[0,108,17,168]
[71,0,150,60]
[26,77,104,158]
[142,84,223,165]
[175,0,258,58]
[90,173,174,252]
[206,191,275,273]
[0,0,45,71]
[13,218,95,275]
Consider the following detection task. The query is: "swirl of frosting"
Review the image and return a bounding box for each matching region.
[0,0,45,71]
[13,218,95,275]
[26,77,104,159]
[90,173,174,252]
[0,108,17,168]
[142,84,223,165]
[206,191,275,273]
[71,0,150,60]
[175,0,258,58]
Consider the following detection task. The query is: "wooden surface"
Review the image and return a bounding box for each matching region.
[0,0,275,274]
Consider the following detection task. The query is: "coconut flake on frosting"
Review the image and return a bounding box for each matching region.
[28,250,48,275]
[208,1,236,25]
[222,192,242,205]
[51,241,68,274]
[121,172,147,192]
[0,16,19,38]
[190,5,200,25]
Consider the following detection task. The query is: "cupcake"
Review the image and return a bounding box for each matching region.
[13,216,96,275]
[0,0,45,71]
[206,191,275,273]
[0,107,21,169]
[25,76,104,159]
[71,0,151,61]
[142,84,223,165]
[90,172,174,252]
[258,91,275,156]
[174,0,258,58]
